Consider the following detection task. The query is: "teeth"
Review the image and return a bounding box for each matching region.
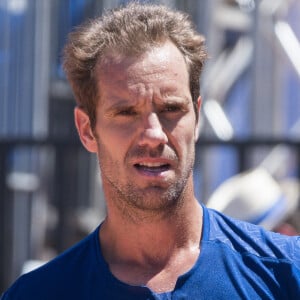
[138,162,165,167]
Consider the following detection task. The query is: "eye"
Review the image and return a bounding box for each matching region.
[162,104,182,113]
[116,107,137,116]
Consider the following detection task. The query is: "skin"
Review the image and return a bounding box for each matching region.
[74,41,203,293]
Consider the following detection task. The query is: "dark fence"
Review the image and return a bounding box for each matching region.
[0,138,89,292]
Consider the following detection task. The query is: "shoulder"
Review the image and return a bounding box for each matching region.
[2,227,105,299]
[204,206,300,265]
[201,207,300,297]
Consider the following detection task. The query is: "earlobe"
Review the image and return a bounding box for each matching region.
[74,107,98,153]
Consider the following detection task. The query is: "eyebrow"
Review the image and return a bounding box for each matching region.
[104,90,191,113]
[104,99,137,115]
[160,88,191,102]
[159,95,191,105]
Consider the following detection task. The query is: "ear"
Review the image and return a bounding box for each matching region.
[74,107,98,153]
[194,96,202,141]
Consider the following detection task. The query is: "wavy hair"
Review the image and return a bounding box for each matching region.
[63,2,207,128]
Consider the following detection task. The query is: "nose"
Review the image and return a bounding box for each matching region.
[138,112,168,148]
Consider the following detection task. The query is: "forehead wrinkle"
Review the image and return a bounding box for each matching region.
[127,82,158,107]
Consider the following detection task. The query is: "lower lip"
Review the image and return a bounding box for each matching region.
[134,165,171,177]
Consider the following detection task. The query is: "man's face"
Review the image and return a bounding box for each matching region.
[92,41,200,212]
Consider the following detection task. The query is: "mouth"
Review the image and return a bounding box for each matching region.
[134,162,171,173]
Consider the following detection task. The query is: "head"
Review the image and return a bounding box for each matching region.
[63,2,207,130]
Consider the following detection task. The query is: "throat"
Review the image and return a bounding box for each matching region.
[100,198,203,292]
[109,245,201,293]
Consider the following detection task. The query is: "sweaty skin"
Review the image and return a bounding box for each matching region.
[74,41,203,293]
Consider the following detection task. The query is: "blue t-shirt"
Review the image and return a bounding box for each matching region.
[2,206,300,299]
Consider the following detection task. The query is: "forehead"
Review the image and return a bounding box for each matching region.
[96,41,190,97]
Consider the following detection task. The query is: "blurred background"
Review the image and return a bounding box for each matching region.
[1,0,300,293]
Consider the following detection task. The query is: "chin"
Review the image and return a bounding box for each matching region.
[126,184,186,213]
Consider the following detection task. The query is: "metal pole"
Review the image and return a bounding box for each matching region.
[0,145,13,293]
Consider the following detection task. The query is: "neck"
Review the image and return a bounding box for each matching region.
[99,179,203,291]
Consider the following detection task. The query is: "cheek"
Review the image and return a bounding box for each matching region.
[169,125,195,160]
[171,115,196,142]
[96,121,131,146]
[96,124,133,163]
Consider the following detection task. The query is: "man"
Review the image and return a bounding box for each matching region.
[2,2,300,299]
